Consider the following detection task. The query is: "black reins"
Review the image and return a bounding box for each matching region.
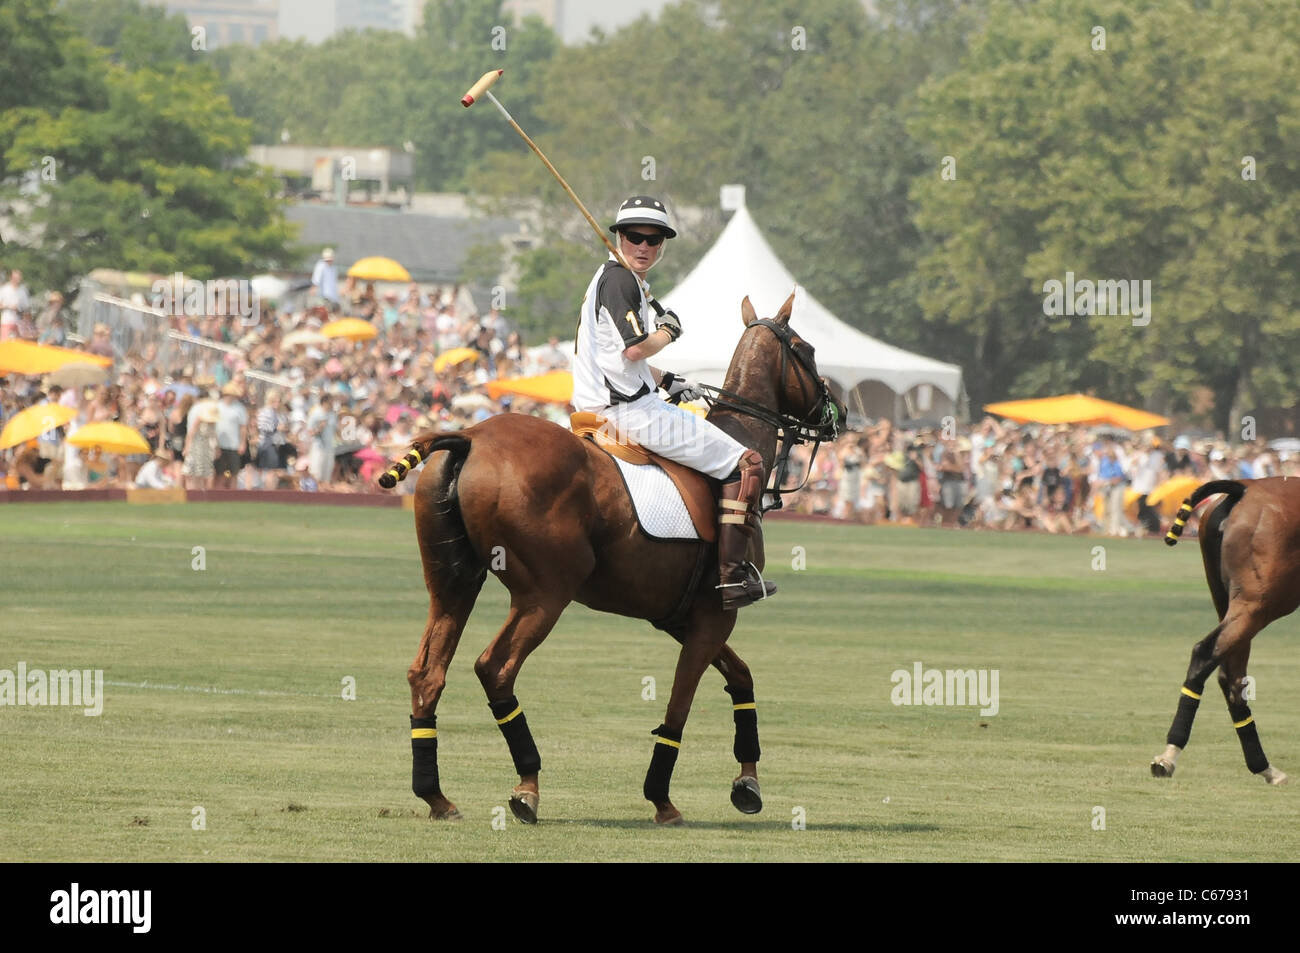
[694,318,842,514]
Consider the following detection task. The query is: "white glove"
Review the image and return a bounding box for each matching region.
[661,372,703,404]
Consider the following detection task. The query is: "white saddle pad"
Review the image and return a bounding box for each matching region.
[613,457,700,540]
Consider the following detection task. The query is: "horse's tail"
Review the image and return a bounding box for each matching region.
[377,431,470,489]
[1164,480,1247,546]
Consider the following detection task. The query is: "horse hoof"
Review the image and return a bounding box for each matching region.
[428,804,463,821]
[1150,757,1176,778]
[1258,766,1289,786]
[731,776,763,814]
[509,789,539,824]
[654,806,684,826]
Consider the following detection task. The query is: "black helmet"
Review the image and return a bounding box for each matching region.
[609,195,676,239]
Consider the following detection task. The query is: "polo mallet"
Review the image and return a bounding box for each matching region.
[461,69,667,317]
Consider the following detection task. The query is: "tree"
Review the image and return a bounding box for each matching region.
[468,0,987,360]
[59,0,197,70]
[909,0,1300,423]
[2,2,297,291]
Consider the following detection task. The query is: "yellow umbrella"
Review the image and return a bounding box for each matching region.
[0,403,78,450]
[0,340,113,376]
[346,256,411,282]
[434,347,482,373]
[984,394,1169,431]
[1146,475,1203,517]
[486,370,573,404]
[320,318,378,341]
[67,421,151,455]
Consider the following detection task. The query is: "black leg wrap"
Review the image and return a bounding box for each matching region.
[643,724,682,803]
[411,715,440,799]
[489,695,541,776]
[1166,686,1202,749]
[725,685,761,763]
[1227,703,1270,774]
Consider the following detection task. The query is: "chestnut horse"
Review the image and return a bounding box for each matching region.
[1152,478,1299,784]
[379,292,844,824]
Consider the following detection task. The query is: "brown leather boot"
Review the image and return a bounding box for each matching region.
[716,449,776,610]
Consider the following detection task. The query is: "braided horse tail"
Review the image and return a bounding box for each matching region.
[377,432,473,489]
[1164,480,1246,546]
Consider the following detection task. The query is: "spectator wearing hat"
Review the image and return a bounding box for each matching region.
[306,393,337,486]
[184,402,219,489]
[1166,435,1195,473]
[88,323,115,359]
[134,449,174,489]
[311,248,339,312]
[215,384,248,489]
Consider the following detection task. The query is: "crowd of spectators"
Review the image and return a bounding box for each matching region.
[2,261,1296,539]
[0,262,571,495]
[784,416,1300,537]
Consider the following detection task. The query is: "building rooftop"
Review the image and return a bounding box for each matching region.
[285,204,522,283]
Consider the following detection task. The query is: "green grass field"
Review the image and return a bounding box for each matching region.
[1,502,1297,862]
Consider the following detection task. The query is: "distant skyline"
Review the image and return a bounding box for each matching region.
[162,1,876,48]
[556,0,672,45]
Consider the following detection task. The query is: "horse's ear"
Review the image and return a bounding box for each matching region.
[741,296,758,327]
[775,290,795,325]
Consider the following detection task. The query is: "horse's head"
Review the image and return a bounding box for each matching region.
[735,291,846,444]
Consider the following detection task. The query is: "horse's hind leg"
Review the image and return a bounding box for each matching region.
[1151,606,1264,779]
[408,576,485,820]
[1218,640,1287,785]
[408,448,487,820]
[713,644,762,814]
[474,597,567,824]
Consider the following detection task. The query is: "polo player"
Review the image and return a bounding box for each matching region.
[571,195,774,610]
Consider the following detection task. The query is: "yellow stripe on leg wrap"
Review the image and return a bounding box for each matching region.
[411,728,437,739]
[720,499,748,511]
[495,706,523,725]
[1181,687,1201,700]
[655,736,681,749]
[1233,716,1254,729]
[732,702,757,710]
[721,513,747,525]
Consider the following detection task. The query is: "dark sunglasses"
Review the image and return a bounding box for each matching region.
[620,229,665,247]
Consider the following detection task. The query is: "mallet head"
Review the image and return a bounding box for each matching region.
[461,69,504,108]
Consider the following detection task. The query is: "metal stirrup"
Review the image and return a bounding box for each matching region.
[715,562,769,598]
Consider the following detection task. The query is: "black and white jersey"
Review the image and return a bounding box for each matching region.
[572,256,658,412]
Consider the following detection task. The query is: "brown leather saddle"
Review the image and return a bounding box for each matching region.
[570,411,716,542]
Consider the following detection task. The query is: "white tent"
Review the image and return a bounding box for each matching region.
[658,202,963,415]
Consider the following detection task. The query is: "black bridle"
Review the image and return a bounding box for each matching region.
[695,318,842,514]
